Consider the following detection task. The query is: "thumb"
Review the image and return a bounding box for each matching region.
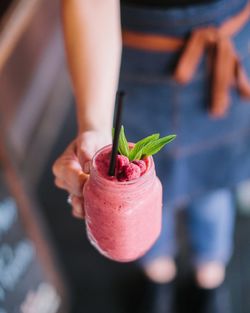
[77,146,92,173]
[76,137,96,171]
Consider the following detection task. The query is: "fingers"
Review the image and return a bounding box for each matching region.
[53,140,89,221]
[54,177,69,191]
[53,141,88,196]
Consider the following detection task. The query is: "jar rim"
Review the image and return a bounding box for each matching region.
[90,144,155,186]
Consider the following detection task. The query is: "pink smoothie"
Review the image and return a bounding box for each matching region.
[83,145,163,262]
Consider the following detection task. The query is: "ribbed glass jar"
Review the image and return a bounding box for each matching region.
[83,145,163,262]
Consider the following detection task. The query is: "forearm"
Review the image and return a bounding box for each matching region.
[61,0,122,133]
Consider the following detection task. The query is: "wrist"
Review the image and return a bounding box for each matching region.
[78,124,111,135]
[78,122,112,136]
[77,106,113,133]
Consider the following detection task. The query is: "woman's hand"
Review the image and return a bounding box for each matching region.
[52,130,112,219]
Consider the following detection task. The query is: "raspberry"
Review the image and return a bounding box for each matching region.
[116,155,129,173]
[117,171,127,182]
[120,163,141,181]
[132,160,147,174]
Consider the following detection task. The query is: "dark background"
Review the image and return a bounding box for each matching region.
[0,1,12,19]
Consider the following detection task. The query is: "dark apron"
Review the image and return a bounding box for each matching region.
[119,0,250,208]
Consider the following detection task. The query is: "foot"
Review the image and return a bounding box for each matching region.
[143,257,177,284]
[195,262,225,289]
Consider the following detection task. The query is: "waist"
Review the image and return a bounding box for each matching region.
[121,0,248,36]
[122,0,219,9]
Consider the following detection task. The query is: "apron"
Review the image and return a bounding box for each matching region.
[119,0,250,208]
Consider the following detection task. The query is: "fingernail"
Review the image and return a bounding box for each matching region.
[83,161,90,173]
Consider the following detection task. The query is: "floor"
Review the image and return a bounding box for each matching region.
[37,104,250,313]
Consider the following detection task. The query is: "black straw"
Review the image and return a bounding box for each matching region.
[108,91,125,176]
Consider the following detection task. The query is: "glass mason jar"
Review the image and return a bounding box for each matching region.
[83,145,163,262]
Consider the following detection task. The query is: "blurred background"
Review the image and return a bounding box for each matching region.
[1,1,250,313]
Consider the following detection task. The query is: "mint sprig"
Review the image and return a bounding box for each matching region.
[112,126,176,161]
[118,126,130,157]
[129,134,160,160]
[140,135,176,157]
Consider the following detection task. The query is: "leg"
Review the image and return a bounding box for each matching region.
[138,205,177,283]
[187,188,235,288]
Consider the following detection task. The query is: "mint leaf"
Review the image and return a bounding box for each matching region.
[129,133,160,161]
[141,135,176,157]
[112,127,115,139]
[118,126,129,157]
[112,126,176,160]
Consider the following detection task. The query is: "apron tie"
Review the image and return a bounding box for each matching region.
[122,2,250,118]
[174,27,250,117]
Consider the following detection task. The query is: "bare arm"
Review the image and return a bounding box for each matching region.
[62,0,122,133]
[53,0,122,217]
